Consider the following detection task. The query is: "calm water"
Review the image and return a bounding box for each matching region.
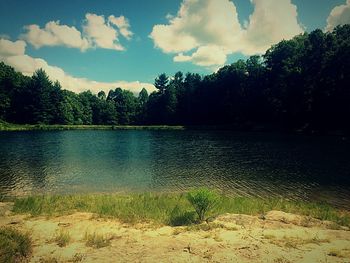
[0,130,349,209]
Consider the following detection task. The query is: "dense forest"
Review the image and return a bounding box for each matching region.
[0,25,349,133]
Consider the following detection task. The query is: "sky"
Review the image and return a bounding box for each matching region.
[0,0,349,95]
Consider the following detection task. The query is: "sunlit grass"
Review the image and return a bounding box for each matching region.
[53,230,71,247]
[84,232,110,249]
[0,227,32,263]
[12,193,350,227]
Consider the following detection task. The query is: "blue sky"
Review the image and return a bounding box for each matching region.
[0,0,349,94]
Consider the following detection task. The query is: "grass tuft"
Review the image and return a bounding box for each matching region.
[53,230,71,247]
[11,192,350,227]
[39,256,60,263]
[0,227,32,263]
[84,232,110,248]
[187,188,219,222]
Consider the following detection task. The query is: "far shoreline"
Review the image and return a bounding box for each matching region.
[0,122,349,137]
[0,123,186,131]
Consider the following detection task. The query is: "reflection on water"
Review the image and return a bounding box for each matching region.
[0,130,349,209]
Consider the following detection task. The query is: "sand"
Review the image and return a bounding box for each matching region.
[1,202,350,263]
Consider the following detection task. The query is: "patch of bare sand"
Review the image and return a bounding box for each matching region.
[1,204,350,263]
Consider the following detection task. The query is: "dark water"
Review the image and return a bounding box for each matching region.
[0,130,349,209]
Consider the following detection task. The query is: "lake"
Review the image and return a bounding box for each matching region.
[0,130,349,209]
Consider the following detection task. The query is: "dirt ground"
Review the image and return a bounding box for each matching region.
[1,202,350,263]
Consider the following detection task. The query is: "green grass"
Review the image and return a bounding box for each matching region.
[11,192,350,227]
[53,230,71,247]
[187,188,219,222]
[0,227,32,263]
[0,121,185,131]
[0,120,256,131]
[84,232,110,248]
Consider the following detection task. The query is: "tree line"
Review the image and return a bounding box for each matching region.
[0,25,349,133]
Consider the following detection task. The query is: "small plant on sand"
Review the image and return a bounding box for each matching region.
[169,205,196,226]
[53,230,71,247]
[187,188,219,222]
[84,232,110,248]
[39,256,60,263]
[0,227,32,263]
[70,253,85,262]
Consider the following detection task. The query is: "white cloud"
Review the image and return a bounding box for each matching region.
[83,13,124,51]
[108,15,133,40]
[150,0,304,67]
[21,13,133,52]
[0,34,10,40]
[326,0,350,31]
[22,21,89,51]
[243,0,304,54]
[0,38,155,95]
[150,0,241,54]
[0,39,26,57]
[174,45,227,66]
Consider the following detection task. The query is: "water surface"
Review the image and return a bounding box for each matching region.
[0,130,349,209]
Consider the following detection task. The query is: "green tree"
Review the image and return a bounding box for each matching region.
[97,90,106,100]
[154,73,169,94]
[108,88,138,124]
[0,62,24,121]
[187,188,219,222]
[20,69,63,124]
[138,88,149,106]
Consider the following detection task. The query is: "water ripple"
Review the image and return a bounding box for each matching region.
[0,130,349,209]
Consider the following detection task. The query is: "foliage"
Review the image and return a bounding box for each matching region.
[0,25,350,133]
[154,73,169,94]
[0,227,32,263]
[169,205,196,226]
[186,188,219,222]
[84,232,110,248]
[12,193,349,227]
[53,230,71,247]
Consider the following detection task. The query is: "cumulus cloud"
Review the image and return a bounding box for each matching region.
[326,0,350,31]
[0,38,155,95]
[22,21,89,51]
[83,13,124,51]
[150,0,304,67]
[150,0,241,54]
[108,15,133,40]
[22,13,133,51]
[174,45,227,66]
[243,0,304,54]
[0,39,26,57]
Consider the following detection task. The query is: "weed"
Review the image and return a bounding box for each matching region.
[84,232,110,248]
[0,227,32,263]
[53,230,71,247]
[187,188,219,222]
[39,256,60,263]
[69,253,85,262]
[11,193,350,227]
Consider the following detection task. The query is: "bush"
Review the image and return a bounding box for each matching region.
[84,232,110,248]
[169,205,196,226]
[0,227,32,263]
[187,188,219,222]
[53,230,71,247]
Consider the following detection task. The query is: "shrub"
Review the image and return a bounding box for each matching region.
[84,232,110,248]
[53,230,71,247]
[187,188,219,222]
[0,227,32,263]
[169,205,196,226]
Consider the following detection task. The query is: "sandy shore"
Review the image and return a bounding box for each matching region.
[1,202,350,263]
